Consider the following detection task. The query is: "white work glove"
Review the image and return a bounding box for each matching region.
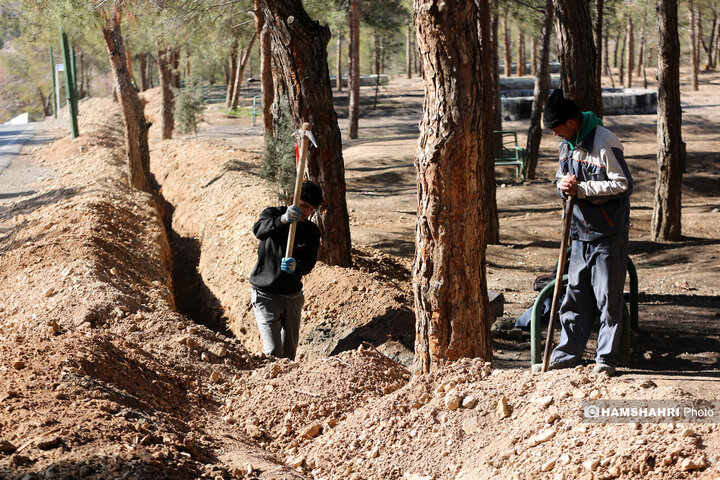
[280,205,301,224]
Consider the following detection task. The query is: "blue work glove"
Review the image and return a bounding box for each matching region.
[281,257,296,274]
[280,205,302,224]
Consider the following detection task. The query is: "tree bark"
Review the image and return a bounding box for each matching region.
[231,32,258,111]
[526,0,554,181]
[619,27,626,88]
[517,31,525,76]
[504,15,512,76]
[259,0,353,268]
[139,53,148,91]
[226,39,239,110]
[157,48,175,140]
[171,49,180,89]
[100,6,150,192]
[78,52,85,99]
[337,31,344,89]
[491,2,502,131]
[553,0,601,114]
[700,10,717,69]
[689,0,699,90]
[373,32,380,75]
[652,0,685,241]
[255,0,273,134]
[605,30,616,88]
[406,23,413,78]
[348,0,360,139]
[626,17,634,88]
[413,0,493,373]
[594,0,604,96]
[531,37,538,75]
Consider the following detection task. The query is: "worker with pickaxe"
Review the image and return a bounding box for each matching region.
[541,90,633,376]
[249,125,321,360]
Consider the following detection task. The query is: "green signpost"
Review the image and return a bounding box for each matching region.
[60,29,79,138]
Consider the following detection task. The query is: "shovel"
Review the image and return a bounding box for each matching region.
[541,195,576,372]
[285,122,317,259]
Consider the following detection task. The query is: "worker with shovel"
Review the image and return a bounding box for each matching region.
[249,180,323,360]
[542,89,633,376]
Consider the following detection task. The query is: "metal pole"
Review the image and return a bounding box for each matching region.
[50,46,57,119]
[60,29,79,138]
[55,65,62,116]
[70,45,78,112]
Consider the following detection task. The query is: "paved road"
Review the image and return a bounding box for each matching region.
[0,122,58,205]
[0,123,37,177]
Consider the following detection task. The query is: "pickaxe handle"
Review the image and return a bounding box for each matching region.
[285,122,312,259]
[541,195,576,372]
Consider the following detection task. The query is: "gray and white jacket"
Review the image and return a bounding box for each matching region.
[555,125,633,242]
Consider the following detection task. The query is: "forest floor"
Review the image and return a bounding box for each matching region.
[0,68,718,480]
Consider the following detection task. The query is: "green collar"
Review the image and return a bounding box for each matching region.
[568,111,603,149]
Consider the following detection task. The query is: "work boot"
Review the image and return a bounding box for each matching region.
[593,363,616,376]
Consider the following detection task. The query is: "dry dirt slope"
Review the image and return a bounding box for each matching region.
[0,92,718,480]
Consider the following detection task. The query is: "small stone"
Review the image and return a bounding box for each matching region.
[541,458,556,472]
[639,379,657,388]
[529,428,556,446]
[445,395,462,410]
[0,440,17,454]
[201,352,210,362]
[45,287,57,297]
[546,411,559,424]
[11,455,32,466]
[402,475,433,480]
[185,337,200,350]
[682,428,697,437]
[210,371,221,384]
[286,455,304,468]
[572,389,586,399]
[608,466,621,477]
[500,449,514,460]
[300,422,322,439]
[589,389,601,400]
[496,396,511,419]
[558,454,571,465]
[109,267,118,275]
[462,417,479,435]
[533,395,553,408]
[12,360,26,370]
[583,459,599,471]
[462,395,478,409]
[681,456,707,471]
[367,446,379,458]
[36,437,61,450]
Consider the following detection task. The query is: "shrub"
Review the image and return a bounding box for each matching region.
[261,96,296,204]
[173,81,205,136]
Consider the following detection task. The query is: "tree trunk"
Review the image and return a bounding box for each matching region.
[638,24,645,77]
[348,0,360,139]
[652,0,685,241]
[171,50,180,89]
[517,31,525,76]
[157,47,175,140]
[480,3,499,245]
[619,27,626,86]
[406,23,412,79]
[553,0,601,114]
[413,0,493,373]
[259,0,353,268]
[613,31,621,68]
[255,0,274,134]
[626,17,634,88]
[491,2,502,131]
[78,52,85,99]
[605,30,616,88]
[337,31,344,89]
[526,0,554,181]
[531,37,538,75]
[100,6,150,192]
[226,39,239,110]
[504,15,512,76]
[231,32,258,111]
[373,32,380,75]
[701,11,717,69]
[594,0,604,95]
[37,87,49,117]
[139,53,148,91]
[689,0,699,90]
[147,55,154,88]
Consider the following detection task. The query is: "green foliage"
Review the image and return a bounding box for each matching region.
[173,80,205,136]
[261,96,296,204]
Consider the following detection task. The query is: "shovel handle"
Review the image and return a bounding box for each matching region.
[541,196,576,372]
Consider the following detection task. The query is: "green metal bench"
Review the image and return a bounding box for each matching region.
[529,251,639,368]
[494,130,527,181]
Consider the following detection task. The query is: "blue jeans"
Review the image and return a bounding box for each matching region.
[551,231,628,367]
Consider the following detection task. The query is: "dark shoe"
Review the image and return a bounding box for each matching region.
[593,363,616,376]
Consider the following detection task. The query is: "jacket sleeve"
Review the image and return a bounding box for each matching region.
[252,207,285,240]
[293,228,320,277]
[577,146,633,200]
[555,143,570,200]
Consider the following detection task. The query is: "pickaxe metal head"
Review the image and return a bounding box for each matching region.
[292,128,318,148]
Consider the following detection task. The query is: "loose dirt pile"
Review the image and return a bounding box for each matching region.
[0,83,718,480]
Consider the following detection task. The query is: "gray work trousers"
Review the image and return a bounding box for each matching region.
[550,231,628,367]
[251,288,304,360]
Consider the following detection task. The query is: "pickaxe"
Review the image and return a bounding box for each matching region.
[285,122,318,259]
